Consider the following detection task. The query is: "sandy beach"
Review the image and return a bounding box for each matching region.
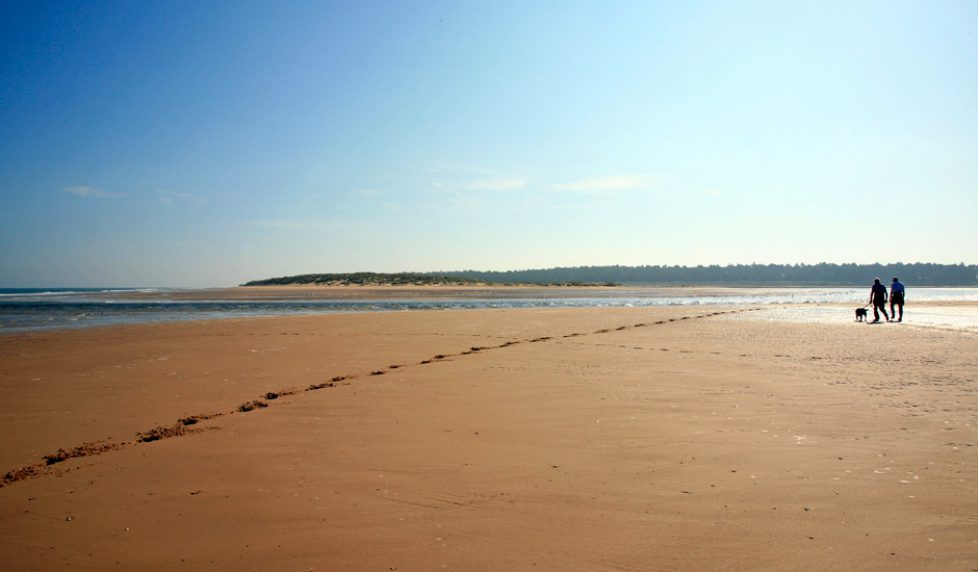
[2,303,977,571]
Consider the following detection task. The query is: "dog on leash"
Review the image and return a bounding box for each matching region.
[855,307,868,322]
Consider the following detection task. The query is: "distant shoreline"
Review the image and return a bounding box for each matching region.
[114,284,860,301]
[115,284,741,302]
[3,285,976,336]
[240,264,978,289]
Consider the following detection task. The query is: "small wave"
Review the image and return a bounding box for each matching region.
[0,290,90,298]
[0,288,166,301]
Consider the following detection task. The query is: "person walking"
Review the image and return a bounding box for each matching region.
[869,278,890,323]
[890,277,905,322]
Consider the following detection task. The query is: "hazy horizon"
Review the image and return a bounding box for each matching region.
[3,260,975,290]
[3,1,976,288]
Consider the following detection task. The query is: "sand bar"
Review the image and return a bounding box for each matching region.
[2,304,977,570]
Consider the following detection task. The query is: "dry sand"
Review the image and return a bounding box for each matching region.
[1,305,977,571]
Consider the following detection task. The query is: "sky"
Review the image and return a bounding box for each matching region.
[1,0,976,287]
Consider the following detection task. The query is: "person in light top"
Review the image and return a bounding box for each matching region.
[890,277,905,322]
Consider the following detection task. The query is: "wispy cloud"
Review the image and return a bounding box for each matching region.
[62,185,122,199]
[550,175,649,194]
[350,188,402,212]
[159,191,194,204]
[248,219,339,230]
[426,160,498,176]
[461,177,528,191]
[427,161,528,192]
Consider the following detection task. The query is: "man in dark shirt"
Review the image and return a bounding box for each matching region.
[869,278,889,323]
[890,277,905,322]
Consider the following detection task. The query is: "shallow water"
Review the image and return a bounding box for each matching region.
[1,287,976,334]
[722,303,978,334]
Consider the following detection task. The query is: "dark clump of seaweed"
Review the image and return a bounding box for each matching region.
[136,424,187,443]
[43,441,121,464]
[178,412,221,426]
[306,381,336,391]
[237,400,268,413]
[3,465,45,486]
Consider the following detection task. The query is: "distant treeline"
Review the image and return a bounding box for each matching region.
[242,272,483,286]
[437,263,978,286]
[245,264,977,287]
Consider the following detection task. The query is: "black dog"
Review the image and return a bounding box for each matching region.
[855,307,868,322]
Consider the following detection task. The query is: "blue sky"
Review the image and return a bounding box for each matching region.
[1,0,976,287]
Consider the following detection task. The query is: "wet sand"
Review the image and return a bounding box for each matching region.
[2,305,977,570]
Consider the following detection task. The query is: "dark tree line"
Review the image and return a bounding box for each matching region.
[435,263,978,286]
[242,272,482,286]
[244,264,978,287]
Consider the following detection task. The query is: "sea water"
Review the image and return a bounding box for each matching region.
[2,287,977,334]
